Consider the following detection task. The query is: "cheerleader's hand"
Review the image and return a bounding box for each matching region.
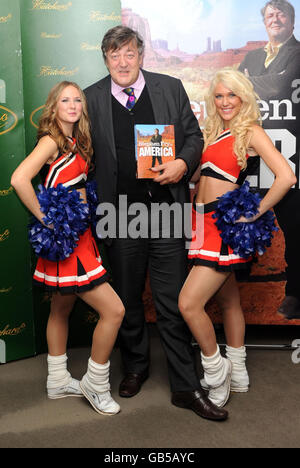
[41,215,54,230]
[42,221,54,230]
[235,215,257,223]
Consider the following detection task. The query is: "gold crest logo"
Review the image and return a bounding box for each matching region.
[0,105,18,136]
[30,105,45,129]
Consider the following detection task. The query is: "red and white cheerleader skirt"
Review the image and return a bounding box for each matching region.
[33,227,109,294]
[188,200,252,272]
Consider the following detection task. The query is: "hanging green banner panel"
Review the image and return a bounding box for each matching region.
[20,0,121,152]
[20,0,121,353]
[0,0,35,364]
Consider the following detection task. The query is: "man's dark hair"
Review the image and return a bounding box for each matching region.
[101,26,145,61]
[261,0,295,24]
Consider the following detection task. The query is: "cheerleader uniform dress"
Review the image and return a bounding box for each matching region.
[188,129,258,272]
[33,141,109,294]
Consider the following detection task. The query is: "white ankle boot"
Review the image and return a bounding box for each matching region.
[201,345,249,393]
[47,354,83,399]
[80,359,120,415]
[48,378,83,399]
[201,346,232,408]
[226,345,249,393]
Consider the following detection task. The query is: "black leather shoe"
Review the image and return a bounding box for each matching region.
[278,296,300,320]
[171,389,228,421]
[119,371,149,398]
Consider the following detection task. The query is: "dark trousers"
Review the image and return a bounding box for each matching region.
[106,217,200,392]
[152,154,162,167]
[275,190,300,299]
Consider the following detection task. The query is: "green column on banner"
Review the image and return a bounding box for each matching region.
[20,0,121,353]
[0,0,35,363]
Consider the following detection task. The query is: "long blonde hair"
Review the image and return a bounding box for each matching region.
[37,81,93,166]
[203,68,262,169]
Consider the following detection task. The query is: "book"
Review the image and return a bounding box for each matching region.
[134,124,175,179]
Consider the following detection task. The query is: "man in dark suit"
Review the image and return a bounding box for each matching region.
[239,0,300,319]
[151,128,163,167]
[84,26,227,421]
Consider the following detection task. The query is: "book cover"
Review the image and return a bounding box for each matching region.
[134,124,175,179]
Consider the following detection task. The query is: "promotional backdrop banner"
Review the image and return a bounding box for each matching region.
[20,0,121,354]
[121,0,300,325]
[2,0,299,364]
[0,0,35,363]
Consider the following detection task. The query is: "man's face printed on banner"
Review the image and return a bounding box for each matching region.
[264,5,294,44]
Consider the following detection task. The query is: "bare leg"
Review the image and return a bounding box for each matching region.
[215,274,249,392]
[46,293,79,398]
[215,273,245,348]
[78,283,124,415]
[179,265,234,407]
[179,265,230,356]
[77,282,125,364]
[47,293,77,356]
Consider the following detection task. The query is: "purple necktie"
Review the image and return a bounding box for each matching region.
[123,87,136,110]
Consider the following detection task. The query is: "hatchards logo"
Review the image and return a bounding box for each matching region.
[0,287,13,294]
[0,323,26,337]
[0,229,10,242]
[41,32,62,39]
[0,13,12,23]
[0,186,13,197]
[31,0,72,11]
[90,11,121,22]
[0,105,18,136]
[30,105,45,129]
[38,66,79,77]
[81,42,101,51]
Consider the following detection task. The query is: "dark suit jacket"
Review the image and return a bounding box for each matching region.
[239,35,300,101]
[84,69,203,211]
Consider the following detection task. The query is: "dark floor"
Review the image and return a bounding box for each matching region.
[0,324,300,448]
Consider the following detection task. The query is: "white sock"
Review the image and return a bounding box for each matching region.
[201,346,227,388]
[47,354,72,390]
[226,345,247,363]
[82,358,111,394]
[226,345,249,385]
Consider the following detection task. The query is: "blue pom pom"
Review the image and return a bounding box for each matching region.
[28,184,90,261]
[86,180,99,233]
[213,181,278,259]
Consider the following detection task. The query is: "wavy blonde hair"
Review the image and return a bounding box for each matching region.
[203,67,262,169]
[37,81,93,166]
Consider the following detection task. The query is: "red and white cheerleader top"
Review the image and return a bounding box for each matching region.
[40,138,88,190]
[200,129,258,185]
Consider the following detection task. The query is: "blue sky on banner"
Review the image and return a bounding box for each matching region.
[122,0,300,54]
